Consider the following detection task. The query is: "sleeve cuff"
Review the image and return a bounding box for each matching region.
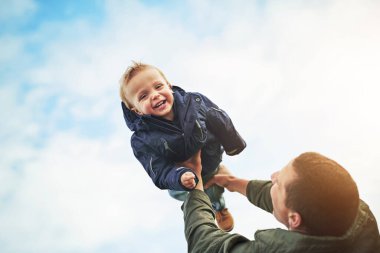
[177,167,199,191]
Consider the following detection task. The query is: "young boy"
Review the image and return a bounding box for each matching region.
[119,62,246,232]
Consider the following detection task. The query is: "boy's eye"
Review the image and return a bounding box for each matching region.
[139,94,147,100]
[155,83,163,89]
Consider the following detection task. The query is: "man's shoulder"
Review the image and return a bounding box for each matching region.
[253,228,335,252]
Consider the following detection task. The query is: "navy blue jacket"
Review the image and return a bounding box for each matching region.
[122,86,246,191]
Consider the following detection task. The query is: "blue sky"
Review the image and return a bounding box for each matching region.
[1,0,380,252]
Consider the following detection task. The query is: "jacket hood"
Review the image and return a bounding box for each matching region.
[121,86,186,132]
[121,101,141,131]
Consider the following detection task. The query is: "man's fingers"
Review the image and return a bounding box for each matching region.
[204,177,215,189]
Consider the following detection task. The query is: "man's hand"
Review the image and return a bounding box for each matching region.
[181,172,197,189]
[178,150,202,178]
[205,174,235,189]
[205,174,249,196]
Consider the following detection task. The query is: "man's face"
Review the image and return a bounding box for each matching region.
[125,67,174,121]
[270,160,298,228]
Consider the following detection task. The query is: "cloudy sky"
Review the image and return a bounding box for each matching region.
[1,0,379,252]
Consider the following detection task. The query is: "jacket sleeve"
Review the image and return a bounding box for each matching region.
[196,93,246,156]
[246,180,273,213]
[182,190,259,253]
[132,134,198,191]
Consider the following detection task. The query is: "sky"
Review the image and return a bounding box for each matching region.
[1,0,379,252]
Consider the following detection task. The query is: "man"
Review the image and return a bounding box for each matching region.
[181,151,380,253]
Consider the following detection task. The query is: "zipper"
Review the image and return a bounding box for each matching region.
[181,95,193,124]
[149,157,156,177]
[161,138,178,155]
[195,120,204,140]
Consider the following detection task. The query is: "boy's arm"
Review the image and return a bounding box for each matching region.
[132,135,198,191]
[197,93,246,155]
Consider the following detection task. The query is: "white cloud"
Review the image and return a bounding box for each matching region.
[0,132,183,252]
[1,0,380,252]
[0,36,26,65]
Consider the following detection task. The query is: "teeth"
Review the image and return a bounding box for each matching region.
[155,101,164,108]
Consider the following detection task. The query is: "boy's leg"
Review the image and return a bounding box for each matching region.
[203,163,232,209]
[168,189,188,202]
[204,184,225,211]
[203,164,234,232]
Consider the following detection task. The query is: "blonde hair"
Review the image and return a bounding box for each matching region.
[119,61,170,108]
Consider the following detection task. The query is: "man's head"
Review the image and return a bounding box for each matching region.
[119,62,174,120]
[270,152,359,236]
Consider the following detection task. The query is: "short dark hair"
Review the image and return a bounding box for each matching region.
[285,152,359,236]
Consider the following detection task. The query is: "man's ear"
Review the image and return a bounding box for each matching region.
[288,211,302,231]
[131,107,143,115]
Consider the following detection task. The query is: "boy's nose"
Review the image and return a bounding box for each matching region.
[151,91,160,100]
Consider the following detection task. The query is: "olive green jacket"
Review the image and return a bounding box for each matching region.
[182,180,380,253]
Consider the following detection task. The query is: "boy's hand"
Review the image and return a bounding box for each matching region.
[181,172,197,189]
[177,150,203,191]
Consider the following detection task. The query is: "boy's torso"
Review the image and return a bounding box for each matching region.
[131,87,224,174]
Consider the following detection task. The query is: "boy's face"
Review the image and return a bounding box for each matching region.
[125,67,174,121]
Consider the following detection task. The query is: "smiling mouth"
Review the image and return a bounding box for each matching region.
[153,100,166,109]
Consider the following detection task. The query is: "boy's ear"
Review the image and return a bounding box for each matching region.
[131,107,143,115]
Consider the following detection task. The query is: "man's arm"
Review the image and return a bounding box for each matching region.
[182,190,253,253]
[181,151,257,252]
[205,174,249,196]
[205,173,274,213]
[246,180,274,213]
